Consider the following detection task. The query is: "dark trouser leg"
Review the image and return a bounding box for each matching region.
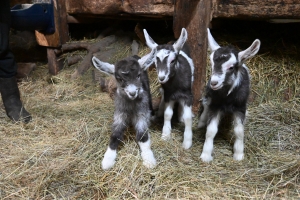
[0,77,31,123]
[0,0,31,123]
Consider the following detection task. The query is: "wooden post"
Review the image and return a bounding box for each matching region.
[173,0,212,112]
[35,0,69,75]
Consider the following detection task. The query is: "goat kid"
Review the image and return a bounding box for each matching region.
[92,51,157,170]
[198,28,260,162]
[143,28,194,149]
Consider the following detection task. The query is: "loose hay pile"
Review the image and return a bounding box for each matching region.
[0,22,299,199]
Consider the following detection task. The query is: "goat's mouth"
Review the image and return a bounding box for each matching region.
[210,84,223,90]
[158,77,169,84]
[126,92,138,100]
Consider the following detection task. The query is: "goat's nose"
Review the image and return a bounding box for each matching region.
[159,76,165,82]
[129,91,136,97]
[210,81,218,87]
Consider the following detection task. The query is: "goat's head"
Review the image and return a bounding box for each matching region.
[207,28,261,91]
[143,28,188,84]
[92,50,155,100]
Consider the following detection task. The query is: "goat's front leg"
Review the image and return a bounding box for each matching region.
[200,112,220,162]
[162,100,175,140]
[233,112,245,161]
[102,114,127,170]
[180,100,193,149]
[135,117,156,168]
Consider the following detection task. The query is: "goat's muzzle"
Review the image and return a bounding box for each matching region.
[210,81,222,90]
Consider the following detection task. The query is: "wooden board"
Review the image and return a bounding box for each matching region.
[213,0,300,19]
[174,0,212,112]
[65,0,174,17]
[35,0,69,47]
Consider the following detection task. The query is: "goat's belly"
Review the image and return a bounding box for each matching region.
[210,103,246,114]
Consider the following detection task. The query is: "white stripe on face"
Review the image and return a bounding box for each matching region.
[210,53,237,90]
[156,49,173,84]
[124,84,138,100]
[156,49,170,62]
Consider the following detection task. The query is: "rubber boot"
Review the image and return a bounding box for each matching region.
[0,77,31,123]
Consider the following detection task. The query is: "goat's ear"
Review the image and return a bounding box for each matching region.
[173,28,188,53]
[238,39,261,64]
[207,28,220,52]
[92,56,115,75]
[138,48,157,70]
[143,29,158,49]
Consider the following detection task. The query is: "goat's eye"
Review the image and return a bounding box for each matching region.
[137,74,141,79]
[170,59,175,64]
[228,66,234,71]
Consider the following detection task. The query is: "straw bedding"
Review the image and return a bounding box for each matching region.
[0,21,299,199]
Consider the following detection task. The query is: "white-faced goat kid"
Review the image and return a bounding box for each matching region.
[92,52,157,170]
[143,28,194,150]
[198,28,261,162]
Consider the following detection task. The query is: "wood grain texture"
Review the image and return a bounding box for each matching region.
[174,0,212,112]
[213,0,300,18]
[35,0,69,47]
[65,0,174,17]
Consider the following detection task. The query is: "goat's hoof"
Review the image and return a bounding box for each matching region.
[200,153,213,162]
[162,126,171,140]
[101,158,116,170]
[102,148,117,170]
[161,134,171,140]
[143,159,156,169]
[182,140,192,150]
[233,153,244,161]
[141,152,157,168]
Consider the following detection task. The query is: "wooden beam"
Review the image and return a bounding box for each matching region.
[35,0,69,47]
[34,0,69,75]
[65,0,174,16]
[173,0,212,112]
[214,0,300,19]
[47,48,64,75]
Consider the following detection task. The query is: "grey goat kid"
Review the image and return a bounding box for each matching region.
[143,28,194,150]
[198,28,261,162]
[92,51,156,170]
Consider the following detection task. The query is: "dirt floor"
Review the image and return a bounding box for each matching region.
[0,19,299,199]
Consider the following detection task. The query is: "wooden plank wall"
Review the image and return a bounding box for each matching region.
[213,0,300,19]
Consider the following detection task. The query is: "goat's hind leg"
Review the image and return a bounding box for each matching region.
[200,112,221,162]
[156,88,165,118]
[102,117,126,170]
[135,118,156,168]
[233,112,245,161]
[198,98,209,128]
[180,100,193,149]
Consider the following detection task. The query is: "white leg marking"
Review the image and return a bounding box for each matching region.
[181,104,193,149]
[102,147,117,170]
[200,114,220,162]
[138,138,156,168]
[162,101,174,140]
[233,116,244,161]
